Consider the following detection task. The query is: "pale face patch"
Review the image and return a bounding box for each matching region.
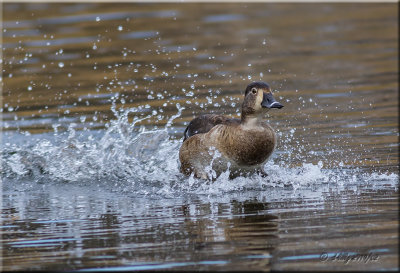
[254,88,264,111]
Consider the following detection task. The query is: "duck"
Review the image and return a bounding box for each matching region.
[179,81,283,180]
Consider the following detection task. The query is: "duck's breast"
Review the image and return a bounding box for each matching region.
[215,124,276,166]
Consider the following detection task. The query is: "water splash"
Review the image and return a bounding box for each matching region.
[1,103,398,197]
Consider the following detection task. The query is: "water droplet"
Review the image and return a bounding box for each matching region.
[95,16,100,22]
[58,62,64,68]
[27,86,32,91]
[248,64,252,67]
[262,38,266,45]
[68,73,72,77]
[118,25,123,31]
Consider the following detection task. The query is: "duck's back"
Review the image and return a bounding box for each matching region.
[183,114,240,141]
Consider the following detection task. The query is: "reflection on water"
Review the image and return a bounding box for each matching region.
[2,183,398,271]
[1,2,399,271]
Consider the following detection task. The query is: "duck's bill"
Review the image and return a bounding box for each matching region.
[261,92,284,109]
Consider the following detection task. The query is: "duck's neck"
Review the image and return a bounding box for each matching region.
[241,114,262,129]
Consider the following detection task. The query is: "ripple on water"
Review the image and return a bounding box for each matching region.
[2,10,179,29]
[203,14,246,23]
[119,31,159,40]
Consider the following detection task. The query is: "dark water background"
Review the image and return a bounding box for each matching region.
[1,3,399,271]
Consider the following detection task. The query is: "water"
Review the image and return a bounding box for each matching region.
[1,3,399,271]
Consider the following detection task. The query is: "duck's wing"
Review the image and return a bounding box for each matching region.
[183,114,240,141]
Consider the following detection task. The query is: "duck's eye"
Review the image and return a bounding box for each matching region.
[251,88,257,94]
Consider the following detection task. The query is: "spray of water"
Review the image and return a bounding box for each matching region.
[1,101,398,197]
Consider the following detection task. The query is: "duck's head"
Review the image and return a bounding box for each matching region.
[242,82,283,118]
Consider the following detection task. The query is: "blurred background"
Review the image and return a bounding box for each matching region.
[2,3,398,170]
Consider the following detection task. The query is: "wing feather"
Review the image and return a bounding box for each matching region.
[183,114,240,141]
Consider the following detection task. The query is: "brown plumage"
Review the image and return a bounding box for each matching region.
[183,114,240,141]
[179,82,283,180]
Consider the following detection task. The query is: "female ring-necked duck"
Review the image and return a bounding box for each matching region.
[179,81,283,180]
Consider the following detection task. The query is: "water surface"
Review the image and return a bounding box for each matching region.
[1,3,399,271]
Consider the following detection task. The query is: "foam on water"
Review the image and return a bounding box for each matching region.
[1,103,398,197]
